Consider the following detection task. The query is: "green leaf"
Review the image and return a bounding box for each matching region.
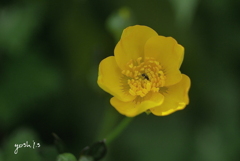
[57,153,77,161]
[78,156,94,161]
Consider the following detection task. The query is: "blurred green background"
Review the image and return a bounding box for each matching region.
[0,0,240,161]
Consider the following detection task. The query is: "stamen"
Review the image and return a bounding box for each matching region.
[121,57,166,98]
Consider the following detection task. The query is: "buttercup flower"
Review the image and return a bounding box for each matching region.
[98,25,190,117]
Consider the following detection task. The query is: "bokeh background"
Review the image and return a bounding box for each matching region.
[0,0,240,160]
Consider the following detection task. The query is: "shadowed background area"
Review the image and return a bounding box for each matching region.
[0,0,240,160]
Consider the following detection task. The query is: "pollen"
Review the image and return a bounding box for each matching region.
[122,57,166,97]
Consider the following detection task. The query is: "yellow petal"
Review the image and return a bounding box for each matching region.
[114,25,158,70]
[150,74,190,116]
[165,67,182,86]
[97,56,135,102]
[175,43,184,68]
[144,36,184,86]
[110,92,164,117]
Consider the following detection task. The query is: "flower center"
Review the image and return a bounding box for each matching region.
[122,57,166,97]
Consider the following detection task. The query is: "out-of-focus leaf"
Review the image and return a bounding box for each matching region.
[106,7,136,41]
[169,0,199,30]
[57,153,77,161]
[78,156,94,161]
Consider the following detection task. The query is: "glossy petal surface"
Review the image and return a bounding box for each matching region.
[111,92,164,117]
[98,56,135,102]
[150,74,190,116]
[114,25,158,70]
[144,36,184,86]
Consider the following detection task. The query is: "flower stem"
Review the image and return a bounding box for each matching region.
[105,117,133,145]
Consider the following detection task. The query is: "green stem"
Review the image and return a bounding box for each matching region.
[105,117,133,145]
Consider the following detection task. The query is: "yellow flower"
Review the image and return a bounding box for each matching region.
[97,25,191,117]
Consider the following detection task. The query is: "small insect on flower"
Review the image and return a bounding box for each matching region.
[97,25,191,117]
[141,73,150,81]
